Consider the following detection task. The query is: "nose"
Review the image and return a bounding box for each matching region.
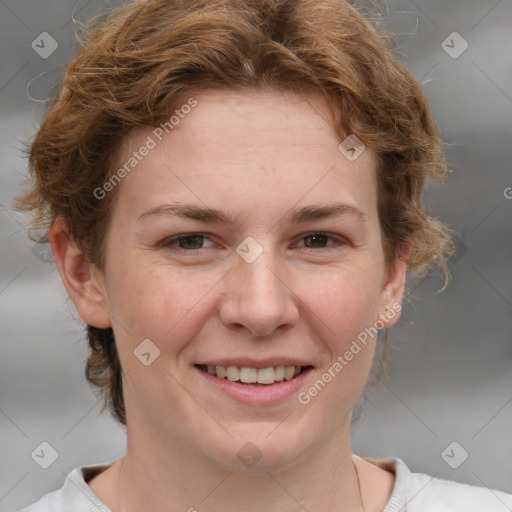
[218,251,300,337]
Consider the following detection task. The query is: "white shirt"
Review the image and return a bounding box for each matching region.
[19,455,512,511]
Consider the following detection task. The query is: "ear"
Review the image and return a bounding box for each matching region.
[48,218,112,329]
[377,245,410,329]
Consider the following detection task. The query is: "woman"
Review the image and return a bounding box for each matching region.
[15,0,512,510]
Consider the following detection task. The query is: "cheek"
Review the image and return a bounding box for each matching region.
[297,268,382,411]
[106,260,220,351]
[297,262,384,347]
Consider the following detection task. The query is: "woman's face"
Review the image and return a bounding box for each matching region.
[92,88,406,470]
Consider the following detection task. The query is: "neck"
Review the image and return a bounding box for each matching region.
[111,418,364,512]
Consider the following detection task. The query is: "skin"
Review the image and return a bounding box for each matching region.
[49,87,407,512]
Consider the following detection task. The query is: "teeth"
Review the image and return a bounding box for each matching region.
[216,365,227,379]
[207,365,304,384]
[274,366,285,381]
[226,365,239,381]
[284,366,295,381]
[239,367,257,383]
[257,367,275,384]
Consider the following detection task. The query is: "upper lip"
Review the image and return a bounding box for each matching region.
[196,358,313,369]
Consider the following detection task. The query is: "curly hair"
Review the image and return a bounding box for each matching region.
[14,0,453,425]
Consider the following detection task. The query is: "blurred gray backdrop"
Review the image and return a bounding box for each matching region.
[1,0,511,510]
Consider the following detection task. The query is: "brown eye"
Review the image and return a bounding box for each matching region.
[302,233,330,248]
[162,233,214,251]
[294,232,349,251]
[176,235,204,249]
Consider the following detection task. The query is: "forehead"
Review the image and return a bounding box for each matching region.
[126,88,340,153]
[111,88,378,221]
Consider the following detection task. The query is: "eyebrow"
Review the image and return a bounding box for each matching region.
[137,202,367,225]
[138,204,236,225]
[289,203,366,223]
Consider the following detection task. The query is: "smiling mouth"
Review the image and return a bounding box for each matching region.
[195,364,312,386]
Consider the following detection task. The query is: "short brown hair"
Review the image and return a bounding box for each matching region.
[14,0,453,425]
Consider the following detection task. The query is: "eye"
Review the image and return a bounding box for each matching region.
[295,232,346,249]
[161,233,215,251]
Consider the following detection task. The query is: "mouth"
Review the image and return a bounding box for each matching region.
[195,364,313,386]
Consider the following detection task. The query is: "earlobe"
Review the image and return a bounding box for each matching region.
[48,219,112,329]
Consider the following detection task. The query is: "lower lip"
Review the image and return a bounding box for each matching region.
[194,366,313,405]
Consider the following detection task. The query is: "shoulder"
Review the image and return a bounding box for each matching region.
[405,469,512,512]
[362,455,512,512]
[18,463,112,512]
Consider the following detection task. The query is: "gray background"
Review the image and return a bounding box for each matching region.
[1,0,511,510]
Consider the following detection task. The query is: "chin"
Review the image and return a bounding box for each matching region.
[199,422,317,474]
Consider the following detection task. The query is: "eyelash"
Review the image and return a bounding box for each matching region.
[160,232,348,252]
